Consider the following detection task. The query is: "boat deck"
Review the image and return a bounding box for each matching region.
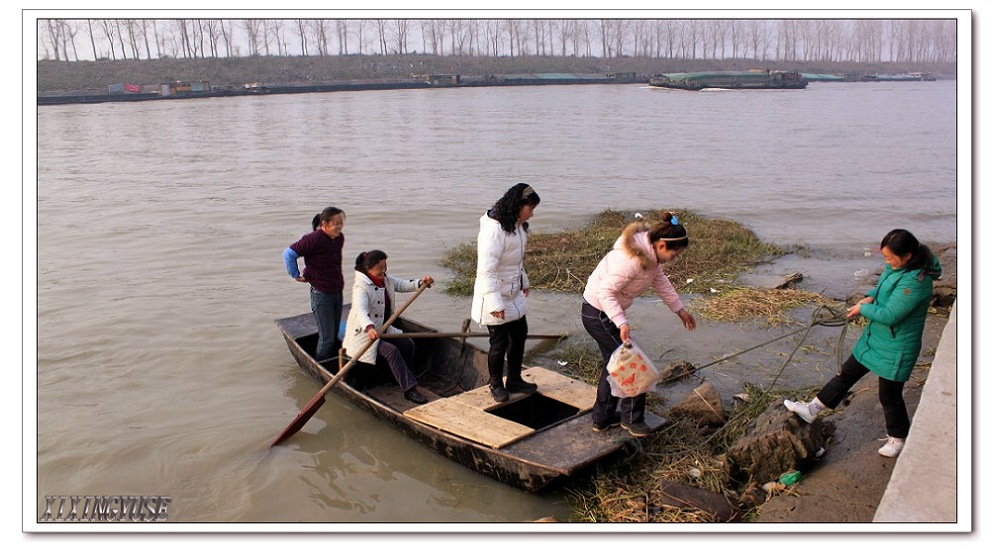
[403,367,595,449]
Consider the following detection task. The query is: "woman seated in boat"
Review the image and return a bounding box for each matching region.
[343,250,434,404]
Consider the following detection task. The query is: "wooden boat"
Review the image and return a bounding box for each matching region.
[275,312,667,492]
[649,70,808,90]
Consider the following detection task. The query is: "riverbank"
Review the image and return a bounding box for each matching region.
[753,239,959,525]
[754,304,955,523]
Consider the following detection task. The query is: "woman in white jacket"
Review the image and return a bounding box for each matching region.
[581,213,697,437]
[471,183,541,403]
[343,250,434,404]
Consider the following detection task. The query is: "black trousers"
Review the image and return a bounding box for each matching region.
[816,354,911,439]
[581,301,646,425]
[486,316,528,386]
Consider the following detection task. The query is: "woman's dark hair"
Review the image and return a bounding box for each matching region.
[648,211,689,250]
[880,229,933,271]
[314,206,346,230]
[355,249,388,272]
[489,183,540,233]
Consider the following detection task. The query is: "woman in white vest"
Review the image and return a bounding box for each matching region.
[471,183,541,403]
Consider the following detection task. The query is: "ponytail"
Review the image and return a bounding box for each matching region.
[648,211,689,249]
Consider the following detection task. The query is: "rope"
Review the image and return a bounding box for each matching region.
[686,303,852,445]
[658,303,849,387]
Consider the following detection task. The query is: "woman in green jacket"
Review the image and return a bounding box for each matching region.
[785,229,942,458]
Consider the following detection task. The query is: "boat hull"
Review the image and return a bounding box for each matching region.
[275,312,661,492]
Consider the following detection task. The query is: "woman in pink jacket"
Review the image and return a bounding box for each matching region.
[581,213,697,437]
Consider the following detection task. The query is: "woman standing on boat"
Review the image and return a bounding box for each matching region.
[471,183,541,403]
[283,206,346,362]
[344,250,434,404]
[581,213,696,437]
[784,229,941,457]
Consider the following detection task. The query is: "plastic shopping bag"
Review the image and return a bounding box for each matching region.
[606,340,661,398]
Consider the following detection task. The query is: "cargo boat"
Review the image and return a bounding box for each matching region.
[649,70,808,90]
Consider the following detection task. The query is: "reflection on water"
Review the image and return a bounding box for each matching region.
[34,81,957,523]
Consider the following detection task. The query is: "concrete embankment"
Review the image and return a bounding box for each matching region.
[874,301,960,524]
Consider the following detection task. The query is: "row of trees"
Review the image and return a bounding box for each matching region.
[39,18,958,65]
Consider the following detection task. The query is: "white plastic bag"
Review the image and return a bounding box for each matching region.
[606,340,660,398]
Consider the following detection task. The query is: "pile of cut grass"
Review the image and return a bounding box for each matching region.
[693,287,845,326]
[440,209,785,296]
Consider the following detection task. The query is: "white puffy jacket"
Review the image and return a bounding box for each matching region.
[343,271,422,364]
[470,213,530,326]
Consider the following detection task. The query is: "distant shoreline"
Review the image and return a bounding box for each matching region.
[36,69,948,106]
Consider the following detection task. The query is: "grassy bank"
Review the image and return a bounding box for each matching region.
[441,208,786,297]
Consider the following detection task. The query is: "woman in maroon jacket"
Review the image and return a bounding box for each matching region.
[283,206,346,361]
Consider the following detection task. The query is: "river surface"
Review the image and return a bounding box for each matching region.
[30,80,960,527]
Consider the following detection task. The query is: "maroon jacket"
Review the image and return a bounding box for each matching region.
[287,230,345,295]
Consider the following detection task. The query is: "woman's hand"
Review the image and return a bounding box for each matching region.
[846,296,873,319]
[490,310,506,320]
[365,325,379,340]
[420,275,435,288]
[678,308,697,331]
[619,323,631,345]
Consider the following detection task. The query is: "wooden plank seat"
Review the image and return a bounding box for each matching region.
[404,366,597,449]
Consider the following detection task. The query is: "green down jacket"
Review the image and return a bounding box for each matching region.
[852,253,942,382]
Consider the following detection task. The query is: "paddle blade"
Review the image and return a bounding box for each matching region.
[270,393,327,447]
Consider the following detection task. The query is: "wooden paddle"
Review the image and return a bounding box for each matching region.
[270,283,429,447]
[379,331,567,340]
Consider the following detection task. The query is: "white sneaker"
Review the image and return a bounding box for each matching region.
[784,399,817,424]
[878,436,905,457]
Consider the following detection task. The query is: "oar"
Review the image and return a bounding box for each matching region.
[270,284,429,447]
[379,331,567,340]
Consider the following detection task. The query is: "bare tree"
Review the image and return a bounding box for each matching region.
[727,19,740,59]
[336,20,350,55]
[505,19,521,57]
[263,19,288,57]
[447,19,466,56]
[308,20,328,56]
[483,19,501,57]
[290,19,307,56]
[552,19,571,57]
[578,19,593,57]
[596,19,612,57]
[375,19,389,55]
[119,19,140,59]
[113,20,128,60]
[355,19,370,55]
[85,20,100,60]
[64,20,82,61]
[421,19,442,55]
[94,19,119,60]
[531,19,548,56]
[392,19,410,54]
[241,19,262,56]
[748,20,774,61]
[42,19,63,61]
[137,20,155,59]
[612,19,630,57]
[219,20,235,57]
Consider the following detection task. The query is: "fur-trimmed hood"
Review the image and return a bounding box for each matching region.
[619,222,658,270]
